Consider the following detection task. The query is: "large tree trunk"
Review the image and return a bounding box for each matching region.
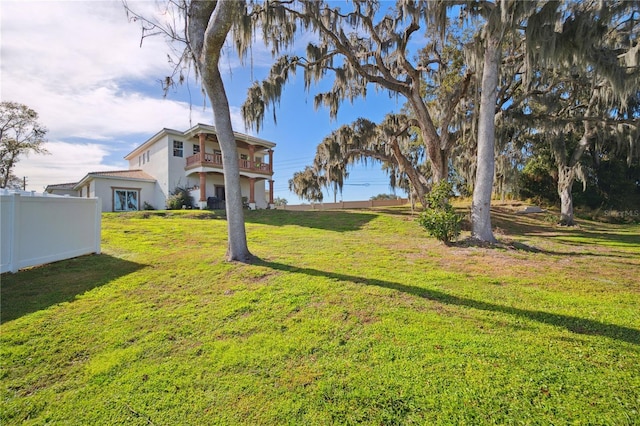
[471,34,499,243]
[557,165,576,226]
[389,138,430,206]
[408,91,448,185]
[203,68,252,262]
[189,1,253,262]
[429,145,448,184]
[552,124,592,227]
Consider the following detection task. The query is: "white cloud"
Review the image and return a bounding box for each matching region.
[2,1,169,88]
[1,0,195,137]
[13,141,123,191]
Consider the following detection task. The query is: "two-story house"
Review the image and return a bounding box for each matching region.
[46,124,276,212]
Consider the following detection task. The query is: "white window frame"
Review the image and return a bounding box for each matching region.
[173,140,184,157]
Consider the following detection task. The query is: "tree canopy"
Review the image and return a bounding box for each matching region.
[257,0,639,231]
[0,101,48,189]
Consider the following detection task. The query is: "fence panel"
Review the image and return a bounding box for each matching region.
[1,192,101,273]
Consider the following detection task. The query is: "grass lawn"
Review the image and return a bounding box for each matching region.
[1,205,639,425]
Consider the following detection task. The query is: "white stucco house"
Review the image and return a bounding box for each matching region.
[46,124,276,212]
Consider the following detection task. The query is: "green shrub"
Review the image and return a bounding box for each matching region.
[417,181,462,244]
[167,186,194,210]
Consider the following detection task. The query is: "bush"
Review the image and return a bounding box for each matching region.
[417,181,462,244]
[167,187,194,210]
[273,197,288,206]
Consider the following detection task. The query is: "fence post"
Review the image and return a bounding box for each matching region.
[94,198,102,254]
[10,193,21,273]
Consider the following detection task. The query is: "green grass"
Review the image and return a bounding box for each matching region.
[1,206,639,425]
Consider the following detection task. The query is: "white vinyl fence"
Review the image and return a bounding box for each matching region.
[1,191,101,273]
[276,198,410,211]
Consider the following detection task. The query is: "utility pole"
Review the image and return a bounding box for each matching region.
[23,176,27,191]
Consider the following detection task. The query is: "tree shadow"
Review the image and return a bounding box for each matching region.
[454,207,640,259]
[493,208,640,247]
[451,237,639,260]
[1,254,146,323]
[256,259,640,346]
[368,206,419,217]
[552,229,640,247]
[244,209,377,232]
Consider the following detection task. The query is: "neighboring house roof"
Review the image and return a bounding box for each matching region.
[73,169,156,190]
[124,123,277,160]
[45,182,78,192]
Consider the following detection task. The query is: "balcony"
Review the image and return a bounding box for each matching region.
[185,152,272,175]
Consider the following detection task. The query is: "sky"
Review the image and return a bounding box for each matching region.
[1,0,410,203]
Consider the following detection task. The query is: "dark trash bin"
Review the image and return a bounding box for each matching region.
[207,196,222,209]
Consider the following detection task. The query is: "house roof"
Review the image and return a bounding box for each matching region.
[45,182,78,192]
[124,127,184,160]
[124,123,276,160]
[85,170,155,179]
[183,123,277,149]
[73,169,156,190]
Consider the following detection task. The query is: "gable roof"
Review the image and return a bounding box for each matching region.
[85,170,155,179]
[45,182,78,192]
[73,169,156,190]
[124,127,184,160]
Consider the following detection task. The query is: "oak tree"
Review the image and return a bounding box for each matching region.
[0,101,48,189]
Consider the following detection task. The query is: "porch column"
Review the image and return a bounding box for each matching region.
[199,172,206,203]
[249,145,255,169]
[249,178,256,204]
[269,180,274,204]
[198,133,206,160]
[268,149,273,172]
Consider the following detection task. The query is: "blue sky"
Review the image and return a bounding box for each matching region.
[1,0,411,202]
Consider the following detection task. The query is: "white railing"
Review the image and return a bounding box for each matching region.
[1,191,101,273]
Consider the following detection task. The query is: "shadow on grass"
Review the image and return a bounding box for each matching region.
[257,259,640,346]
[457,208,640,259]
[492,208,640,245]
[552,229,640,248]
[1,254,146,323]
[244,209,377,232]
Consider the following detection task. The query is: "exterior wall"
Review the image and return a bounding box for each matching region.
[0,191,101,273]
[132,134,197,209]
[206,174,225,199]
[133,135,172,209]
[91,177,157,212]
[79,183,92,198]
[239,178,268,209]
[253,180,268,209]
[167,136,190,202]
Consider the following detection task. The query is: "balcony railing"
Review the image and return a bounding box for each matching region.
[186,153,272,174]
